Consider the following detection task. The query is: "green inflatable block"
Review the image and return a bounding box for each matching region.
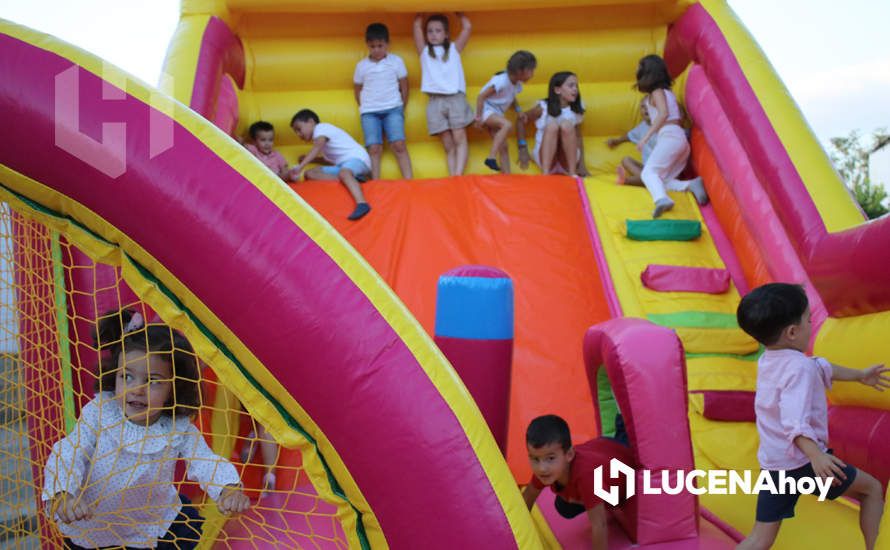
[626,219,701,241]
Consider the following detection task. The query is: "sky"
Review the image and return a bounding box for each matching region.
[2,0,889,184]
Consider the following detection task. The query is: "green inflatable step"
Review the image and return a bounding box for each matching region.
[626,219,701,241]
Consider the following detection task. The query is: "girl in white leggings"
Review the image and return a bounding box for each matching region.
[634,55,708,217]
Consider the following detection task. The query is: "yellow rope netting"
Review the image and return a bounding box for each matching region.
[0,204,349,549]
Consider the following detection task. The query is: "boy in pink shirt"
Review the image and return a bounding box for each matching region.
[245,121,289,181]
[736,283,889,550]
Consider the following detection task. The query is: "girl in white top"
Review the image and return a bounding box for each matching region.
[414,13,474,176]
[522,71,590,178]
[474,50,537,174]
[634,54,708,218]
[43,309,249,549]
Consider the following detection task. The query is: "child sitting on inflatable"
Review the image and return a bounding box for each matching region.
[606,98,654,186]
[289,109,374,221]
[474,50,537,173]
[244,120,290,181]
[736,283,888,550]
[522,414,636,549]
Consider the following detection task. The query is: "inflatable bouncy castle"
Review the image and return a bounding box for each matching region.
[0,0,889,548]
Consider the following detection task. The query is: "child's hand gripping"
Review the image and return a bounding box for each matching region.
[50,492,93,524]
[860,364,890,390]
[473,113,484,130]
[605,137,622,149]
[217,485,250,514]
[810,452,848,487]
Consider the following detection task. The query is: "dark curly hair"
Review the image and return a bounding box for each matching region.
[93,309,201,417]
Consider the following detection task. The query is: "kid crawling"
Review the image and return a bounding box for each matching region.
[523,414,635,550]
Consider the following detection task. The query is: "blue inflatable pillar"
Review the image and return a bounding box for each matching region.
[434,266,514,453]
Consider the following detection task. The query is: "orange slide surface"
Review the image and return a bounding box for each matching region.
[294,175,612,479]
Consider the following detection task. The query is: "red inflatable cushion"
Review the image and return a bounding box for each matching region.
[641,264,731,294]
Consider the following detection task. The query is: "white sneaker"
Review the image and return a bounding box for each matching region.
[688,177,709,205]
[652,198,675,218]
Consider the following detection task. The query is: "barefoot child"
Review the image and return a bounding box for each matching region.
[414,13,474,176]
[43,310,249,550]
[606,98,655,186]
[475,50,537,173]
[290,109,374,221]
[354,23,413,180]
[736,284,888,550]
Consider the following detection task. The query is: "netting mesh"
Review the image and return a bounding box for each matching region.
[0,204,350,549]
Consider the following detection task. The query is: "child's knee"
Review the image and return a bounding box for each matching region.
[640,165,656,182]
[543,121,560,135]
[368,144,383,156]
[390,140,407,154]
[558,120,574,132]
[854,470,884,499]
[500,119,513,133]
[338,168,355,181]
[741,524,780,550]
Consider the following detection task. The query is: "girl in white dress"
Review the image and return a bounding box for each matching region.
[523,71,590,178]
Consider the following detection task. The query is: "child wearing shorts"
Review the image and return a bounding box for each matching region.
[736,283,888,549]
[354,23,413,180]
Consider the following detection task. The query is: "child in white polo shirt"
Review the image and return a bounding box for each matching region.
[354,23,413,180]
[290,109,374,221]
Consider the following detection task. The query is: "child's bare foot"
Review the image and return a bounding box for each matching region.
[616,166,626,185]
[261,472,276,500]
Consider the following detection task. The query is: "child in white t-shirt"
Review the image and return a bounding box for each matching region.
[289,109,374,221]
[606,98,654,186]
[354,23,413,180]
[475,50,537,174]
[413,12,474,176]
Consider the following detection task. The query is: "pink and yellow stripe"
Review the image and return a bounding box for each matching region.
[0,19,539,549]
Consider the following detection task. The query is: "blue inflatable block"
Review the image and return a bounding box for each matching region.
[435,276,514,340]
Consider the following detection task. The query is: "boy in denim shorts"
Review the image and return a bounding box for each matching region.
[736,283,888,549]
[354,23,413,180]
[290,109,373,221]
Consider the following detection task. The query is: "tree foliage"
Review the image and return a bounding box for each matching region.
[828,129,889,219]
